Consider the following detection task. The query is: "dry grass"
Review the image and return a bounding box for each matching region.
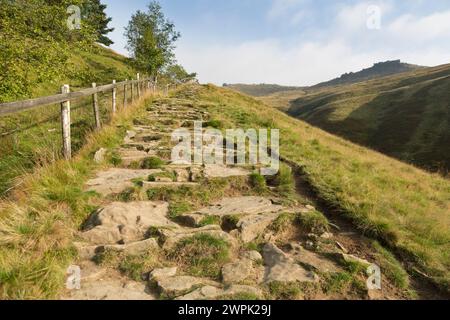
[0,91,159,299]
[181,84,450,292]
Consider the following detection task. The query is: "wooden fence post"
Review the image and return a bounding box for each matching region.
[137,73,141,98]
[60,85,71,160]
[112,80,117,114]
[92,83,101,129]
[123,79,128,109]
[166,84,169,96]
[131,79,134,103]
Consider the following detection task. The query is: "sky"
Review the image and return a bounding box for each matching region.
[104,0,450,86]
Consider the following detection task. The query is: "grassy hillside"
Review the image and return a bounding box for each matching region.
[262,64,450,174]
[224,83,304,97]
[0,45,137,195]
[192,85,449,292]
[0,84,448,299]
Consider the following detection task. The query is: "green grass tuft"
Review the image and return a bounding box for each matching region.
[167,234,230,279]
[141,157,165,169]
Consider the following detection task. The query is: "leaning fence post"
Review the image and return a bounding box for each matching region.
[92,83,101,129]
[137,73,141,98]
[60,85,71,160]
[112,80,117,114]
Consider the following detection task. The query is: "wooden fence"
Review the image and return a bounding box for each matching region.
[0,74,161,160]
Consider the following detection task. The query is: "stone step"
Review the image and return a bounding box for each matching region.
[204,164,251,178]
[66,277,156,300]
[176,285,263,300]
[85,168,163,197]
[80,201,175,246]
[262,243,319,284]
[142,181,199,189]
[117,148,151,166]
[195,196,284,217]
[156,225,237,249]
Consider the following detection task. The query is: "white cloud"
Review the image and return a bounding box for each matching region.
[176,39,387,86]
[268,0,308,20]
[387,11,450,42]
[176,2,450,86]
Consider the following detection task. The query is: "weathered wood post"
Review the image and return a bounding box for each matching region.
[60,85,71,160]
[131,79,134,103]
[92,83,101,129]
[137,73,141,98]
[166,84,169,96]
[112,80,117,114]
[123,79,128,109]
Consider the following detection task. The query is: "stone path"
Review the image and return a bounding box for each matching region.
[64,96,381,301]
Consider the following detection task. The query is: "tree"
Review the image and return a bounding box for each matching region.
[125,1,180,78]
[166,64,197,83]
[83,0,114,46]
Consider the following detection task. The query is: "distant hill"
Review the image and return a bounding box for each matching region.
[313,60,424,88]
[286,64,450,174]
[223,83,304,96]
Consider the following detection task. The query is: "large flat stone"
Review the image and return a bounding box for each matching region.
[176,285,263,300]
[196,197,283,217]
[156,276,220,298]
[86,168,162,196]
[289,244,342,273]
[237,212,282,243]
[66,279,155,300]
[221,259,253,285]
[117,148,150,166]
[159,225,237,249]
[82,201,176,245]
[204,165,251,178]
[263,244,318,284]
[104,238,160,255]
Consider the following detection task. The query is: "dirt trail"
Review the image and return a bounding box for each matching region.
[63,94,423,300]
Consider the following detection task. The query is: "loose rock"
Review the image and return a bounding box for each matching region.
[263,243,318,284]
[156,276,219,298]
[221,259,253,284]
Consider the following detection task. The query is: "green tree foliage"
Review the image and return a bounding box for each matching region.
[0,0,98,102]
[166,64,197,83]
[82,0,114,46]
[125,1,180,77]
